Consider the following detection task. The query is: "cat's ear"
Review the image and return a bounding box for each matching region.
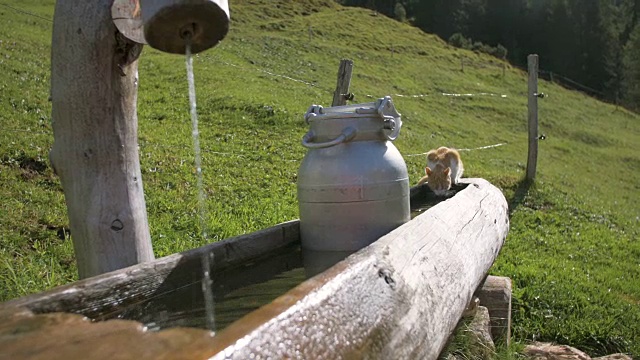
[425,167,431,175]
[444,167,451,176]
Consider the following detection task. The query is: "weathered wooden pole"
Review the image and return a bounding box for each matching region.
[49,0,154,278]
[526,54,539,181]
[331,59,354,106]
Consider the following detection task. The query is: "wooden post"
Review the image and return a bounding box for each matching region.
[476,275,512,345]
[526,54,539,181]
[332,59,354,106]
[49,0,154,279]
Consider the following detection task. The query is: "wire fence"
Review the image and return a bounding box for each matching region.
[1,2,524,165]
[405,143,508,157]
[0,2,52,23]
[1,0,610,103]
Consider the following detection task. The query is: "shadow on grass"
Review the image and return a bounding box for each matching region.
[507,177,534,217]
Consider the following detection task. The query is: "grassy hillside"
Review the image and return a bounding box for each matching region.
[1,0,639,356]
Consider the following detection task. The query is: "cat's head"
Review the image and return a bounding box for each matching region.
[425,165,451,196]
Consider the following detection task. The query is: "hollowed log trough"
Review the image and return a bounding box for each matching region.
[0,178,509,359]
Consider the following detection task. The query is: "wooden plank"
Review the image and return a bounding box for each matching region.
[526,54,539,181]
[205,178,509,359]
[331,59,354,106]
[2,220,300,319]
[49,0,153,278]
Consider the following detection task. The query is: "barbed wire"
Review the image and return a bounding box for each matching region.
[208,53,513,99]
[1,127,508,163]
[138,140,301,162]
[0,2,53,23]
[538,69,605,97]
[214,54,512,99]
[405,143,508,157]
[1,3,516,165]
[212,57,326,90]
[4,128,51,135]
[2,2,515,102]
[3,1,613,106]
[365,92,508,99]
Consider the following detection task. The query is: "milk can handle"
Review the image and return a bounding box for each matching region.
[301,127,357,149]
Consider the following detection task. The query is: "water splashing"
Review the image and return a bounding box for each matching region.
[201,251,216,331]
[185,40,216,333]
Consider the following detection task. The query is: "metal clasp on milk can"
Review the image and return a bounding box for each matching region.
[297,96,410,252]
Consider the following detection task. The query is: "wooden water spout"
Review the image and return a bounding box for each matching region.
[48,0,229,278]
[1,178,508,359]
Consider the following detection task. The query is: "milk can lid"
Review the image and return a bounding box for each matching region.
[304,96,402,141]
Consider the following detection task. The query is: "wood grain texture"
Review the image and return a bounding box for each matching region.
[331,59,354,106]
[207,178,509,359]
[49,0,152,278]
[2,220,300,319]
[476,275,512,345]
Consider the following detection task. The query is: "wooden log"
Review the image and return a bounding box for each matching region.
[206,178,509,359]
[476,275,512,345]
[331,59,354,106]
[526,54,539,181]
[49,0,153,278]
[3,220,300,319]
[1,179,508,359]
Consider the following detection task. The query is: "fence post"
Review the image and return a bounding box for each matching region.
[526,54,539,182]
[476,275,512,346]
[332,59,354,106]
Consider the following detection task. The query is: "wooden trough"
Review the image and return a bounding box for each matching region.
[0,178,509,359]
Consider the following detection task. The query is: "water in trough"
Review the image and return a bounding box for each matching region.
[102,243,308,331]
[109,42,466,332]
[93,184,461,333]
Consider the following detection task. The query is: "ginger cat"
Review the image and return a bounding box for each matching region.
[417,147,464,196]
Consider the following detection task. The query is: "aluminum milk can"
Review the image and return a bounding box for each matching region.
[297,96,410,252]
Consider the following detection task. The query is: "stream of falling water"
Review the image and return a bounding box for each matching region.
[185,41,216,333]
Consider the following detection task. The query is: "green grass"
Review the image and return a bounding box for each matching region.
[1,0,639,357]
